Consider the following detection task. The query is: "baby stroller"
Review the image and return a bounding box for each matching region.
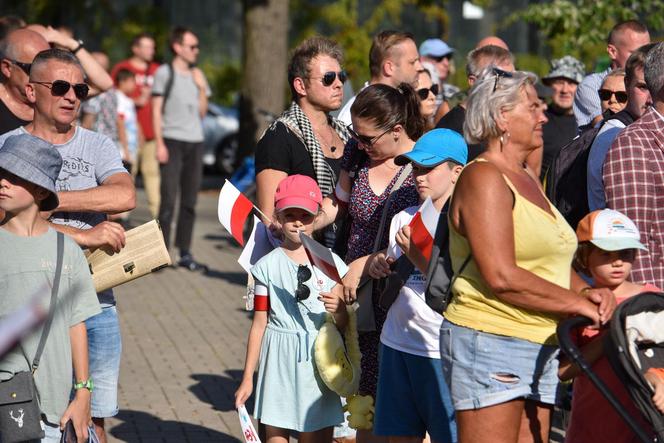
[558,292,664,443]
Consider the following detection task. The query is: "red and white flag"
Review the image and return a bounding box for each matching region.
[237,215,280,273]
[408,197,440,261]
[218,179,254,246]
[299,232,343,284]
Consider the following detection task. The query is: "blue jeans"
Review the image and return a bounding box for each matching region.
[86,305,122,418]
[439,320,559,410]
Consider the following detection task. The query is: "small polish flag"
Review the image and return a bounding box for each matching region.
[408,197,440,261]
[237,215,280,273]
[299,232,343,284]
[218,179,254,246]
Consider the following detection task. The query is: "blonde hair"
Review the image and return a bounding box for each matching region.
[463,67,538,145]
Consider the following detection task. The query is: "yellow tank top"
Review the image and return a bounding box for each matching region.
[444,161,578,345]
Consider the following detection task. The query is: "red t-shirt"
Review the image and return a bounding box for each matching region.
[111,60,159,140]
[565,284,660,443]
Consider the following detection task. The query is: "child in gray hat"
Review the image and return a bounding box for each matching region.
[0,133,101,442]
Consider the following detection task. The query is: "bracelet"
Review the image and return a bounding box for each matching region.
[579,287,592,297]
[74,378,94,392]
[72,40,84,54]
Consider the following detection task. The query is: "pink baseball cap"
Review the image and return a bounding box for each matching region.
[274,175,322,215]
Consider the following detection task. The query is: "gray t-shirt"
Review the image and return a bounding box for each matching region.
[152,64,209,143]
[0,228,101,424]
[0,126,128,305]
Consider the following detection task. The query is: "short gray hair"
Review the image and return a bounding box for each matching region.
[644,42,664,100]
[463,67,537,145]
[466,45,514,78]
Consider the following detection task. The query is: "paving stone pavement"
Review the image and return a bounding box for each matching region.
[107,185,254,443]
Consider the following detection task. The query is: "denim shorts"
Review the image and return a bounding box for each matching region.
[86,305,122,418]
[374,344,457,443]
[439,320,559,411]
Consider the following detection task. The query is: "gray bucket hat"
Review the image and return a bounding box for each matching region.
[543,55,585,85]
[0,133,62,211]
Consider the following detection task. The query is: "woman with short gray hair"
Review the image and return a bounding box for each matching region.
[440,68,616,442]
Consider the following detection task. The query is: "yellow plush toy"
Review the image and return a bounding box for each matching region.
[314,305,374,429]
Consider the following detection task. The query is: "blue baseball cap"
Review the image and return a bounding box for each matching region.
[419,39,454,58]
[395,129,468,168]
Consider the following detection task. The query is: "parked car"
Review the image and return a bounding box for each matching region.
[203,102,239,175]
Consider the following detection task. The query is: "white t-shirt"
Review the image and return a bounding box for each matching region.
[116,90,139,159]
[379,206,444,358]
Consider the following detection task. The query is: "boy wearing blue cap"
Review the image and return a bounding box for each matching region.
[0,134,100,442]
[368,129,467,443]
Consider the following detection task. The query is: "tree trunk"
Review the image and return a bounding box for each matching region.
[239,0,289,161]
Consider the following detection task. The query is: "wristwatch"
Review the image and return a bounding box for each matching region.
[74,378,94,392]
[72,39,84,54]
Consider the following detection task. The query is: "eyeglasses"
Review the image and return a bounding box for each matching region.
[347,124,392,148]
[598,89,628,103]
[31,80,89,100]
[313,70,348,87]
[492,67,514,93]
[9,60,31,75]
[295,265,312,302]
[417,84,439,100]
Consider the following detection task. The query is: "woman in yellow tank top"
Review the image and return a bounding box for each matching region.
[440,68,618,443]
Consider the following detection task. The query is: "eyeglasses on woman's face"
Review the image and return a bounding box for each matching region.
[347,124,392,148]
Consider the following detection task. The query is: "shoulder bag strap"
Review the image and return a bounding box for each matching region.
[32,232,64,373]
[371,163,412,253]
[443,253,472,300]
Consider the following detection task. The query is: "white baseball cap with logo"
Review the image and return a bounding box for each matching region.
[576,209,647,251]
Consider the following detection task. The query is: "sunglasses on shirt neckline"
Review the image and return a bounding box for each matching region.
[295,265,312,302]
[31,80,90,100]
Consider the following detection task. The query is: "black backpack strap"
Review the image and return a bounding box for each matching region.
[32,232,64,373]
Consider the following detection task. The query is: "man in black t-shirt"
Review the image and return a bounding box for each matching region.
[436,44,514,160]
[540,56,585,179]
[255,37,349,246]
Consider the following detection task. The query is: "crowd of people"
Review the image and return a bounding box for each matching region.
[1,11,664,443]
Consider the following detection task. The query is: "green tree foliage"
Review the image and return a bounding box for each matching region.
[507,0,664,68]
[290,0,448,90]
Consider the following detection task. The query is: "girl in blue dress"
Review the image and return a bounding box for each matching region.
[235,174,348,442]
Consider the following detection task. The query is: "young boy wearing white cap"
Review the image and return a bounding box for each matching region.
[0,133,100,441]
[560,209,660,443]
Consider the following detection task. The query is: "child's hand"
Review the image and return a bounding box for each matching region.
[235,379,253,409]
[395,225,412,256]
[645,369,664,414]
[368,252,393,279]
[319,285,344,314]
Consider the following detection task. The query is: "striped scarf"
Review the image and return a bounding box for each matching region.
[275,101,349,197]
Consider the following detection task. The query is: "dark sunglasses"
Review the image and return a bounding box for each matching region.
[598,89,628,103]
[417,84,439,100]
[431,54,452,63]
[315,70,348,87]
[9,59,31,75]
[295,265,312,302]
[32,80,89,100]
[346,124,392,148]
[492,67,514,93]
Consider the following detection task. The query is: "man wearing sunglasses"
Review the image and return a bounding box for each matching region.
[0,48,136,443]
[0,26,114,135]
[255,37,349,248]
[152,26,210,271]
[586,43,656,212]
[0,28,50,133]
[337,30,422,126]
[540,55,585,179]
